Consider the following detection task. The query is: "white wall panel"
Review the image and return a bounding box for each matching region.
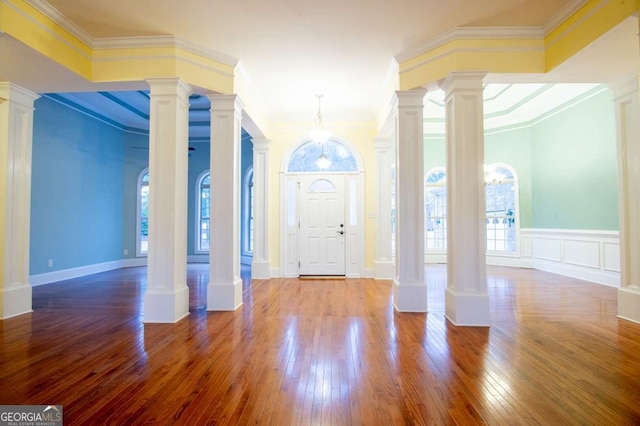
[532,237,562,262]
[564,239,600,269]
[603,242,621,272]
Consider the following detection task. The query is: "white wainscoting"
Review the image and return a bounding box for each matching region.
[425,228,620,287]
[521,228,620,287]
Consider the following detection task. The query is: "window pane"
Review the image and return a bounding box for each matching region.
[139,172,149,254]
[198,173,211,252]
[288,139,357,172]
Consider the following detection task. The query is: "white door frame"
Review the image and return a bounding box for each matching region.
[279,138,365,278]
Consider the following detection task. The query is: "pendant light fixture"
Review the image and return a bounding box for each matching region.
[309,94,330,144]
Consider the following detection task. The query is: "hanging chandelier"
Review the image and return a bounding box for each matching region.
[309,94,330,144]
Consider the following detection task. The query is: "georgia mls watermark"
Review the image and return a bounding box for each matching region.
[0,405,62,426]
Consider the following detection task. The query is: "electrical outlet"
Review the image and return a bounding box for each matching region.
[47,259,53,268]
[123,249,129,256]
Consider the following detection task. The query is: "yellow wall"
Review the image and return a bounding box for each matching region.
[266,120,378,272]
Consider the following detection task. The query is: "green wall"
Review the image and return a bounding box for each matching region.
[422,87,618,231]
[531,90,618,230]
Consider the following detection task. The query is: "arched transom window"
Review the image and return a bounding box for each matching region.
[287,139,357,172]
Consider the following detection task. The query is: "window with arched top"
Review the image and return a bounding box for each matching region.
[136,168,149,256]
[425,168,447,251]
[484,164,517,253]
[287,139,358,172]
[196,171,211,252]
[424,164,519,254]
[243,167,254,255]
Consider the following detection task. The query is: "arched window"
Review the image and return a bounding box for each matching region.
[243,167,254,255]
[196,171,211,252]
[287,139,358,172]
[136,168,149,256]
[425,168,447,251]
[424,164,519,254]
[484,164,518,253]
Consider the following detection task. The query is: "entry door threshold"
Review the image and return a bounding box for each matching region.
[299,275,346,280]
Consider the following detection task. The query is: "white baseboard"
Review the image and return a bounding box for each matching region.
[533,258,620,287]
[30,260,125,286]
[487,255,533,269]
[123,258,147,268]
[270,267,281,278]
[188,254,209,263]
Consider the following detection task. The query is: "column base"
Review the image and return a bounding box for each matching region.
[207,278,243,311]
[374,260,394,280]
[251,259,271,280]
[393,279,428,312]
[1,284,32,319]
[143,286,189,323]
[618,287,640,324]
[445,288,490,327]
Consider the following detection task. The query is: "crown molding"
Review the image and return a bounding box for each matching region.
[93,36,238,67]
[543,0,590,35]
[395,26,544,64]
[395,0,588,64]
[24,0,93,46]
[24,0,238,68]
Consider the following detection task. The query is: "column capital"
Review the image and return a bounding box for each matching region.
[146,78,193,98]
[394,89,427,108]
[610,74,640,100]
[0,82,39,107]
[252,137,270,151]
[207,93,245,112]
[440,71,487,95]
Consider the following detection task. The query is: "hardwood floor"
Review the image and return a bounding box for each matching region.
[1,265,640,425]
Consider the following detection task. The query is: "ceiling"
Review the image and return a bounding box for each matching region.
[1,0,639,127]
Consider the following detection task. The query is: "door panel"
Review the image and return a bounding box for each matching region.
[299,175,345,275]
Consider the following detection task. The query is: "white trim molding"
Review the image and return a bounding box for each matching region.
[521,228,620,287]
[30,260,125,286]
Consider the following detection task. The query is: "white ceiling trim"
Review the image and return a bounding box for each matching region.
[23,0,238,69]
[24,0,93,46]
[395,0,589,65]
[542,0,590,35]
[399,46,545,75]
[395,26,544,64]
[545,0,609,48]
[93,36,238,67]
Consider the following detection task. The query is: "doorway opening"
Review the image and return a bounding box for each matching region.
[281,138,365,278]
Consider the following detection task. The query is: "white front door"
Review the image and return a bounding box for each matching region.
[299,174,346,276]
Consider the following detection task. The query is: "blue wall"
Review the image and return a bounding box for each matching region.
[31,97,125,274]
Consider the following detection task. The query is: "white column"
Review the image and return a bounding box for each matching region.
[393,90,427,312]
[143,78,192,323]
[441,71,489,326]
[613,76,640,324]
[374,136,394,280]
[251,137,271,279]
[0,83,39,319]
[207,94,243,310]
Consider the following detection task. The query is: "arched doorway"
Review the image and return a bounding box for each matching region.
[280,138,365,277]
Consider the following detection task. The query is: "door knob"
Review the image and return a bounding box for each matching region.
[337,231,344,235]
